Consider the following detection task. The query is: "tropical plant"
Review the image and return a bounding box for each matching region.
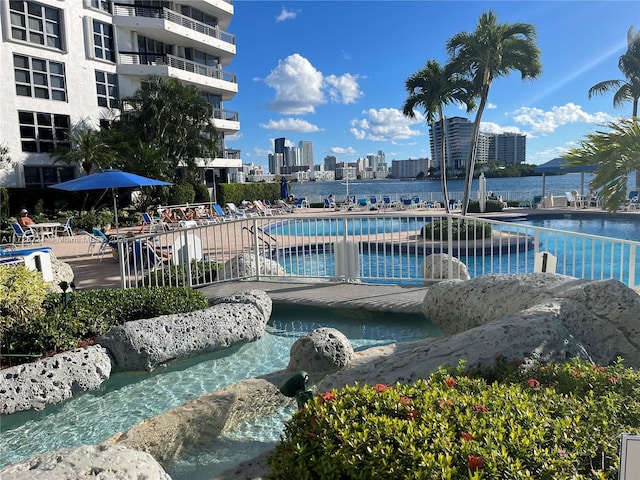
[563,118,640,211]
[0,141,11,166]
[50,121,116,175]
[113,76,219,181]
[446,10,542,215]
[268,359,640,479]
[402,60,474,213]
[588,26,640,189]
[0,265,50,334]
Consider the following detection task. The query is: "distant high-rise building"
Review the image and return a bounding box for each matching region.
[274,137,286,155]
[391,158,428,179]
[430,117,526,174]
[299,140,313,170]
[324,155,338,172]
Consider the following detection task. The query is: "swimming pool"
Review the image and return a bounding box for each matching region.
[0,305,442,478]
[265,217,426,236]
[268,216,640,285]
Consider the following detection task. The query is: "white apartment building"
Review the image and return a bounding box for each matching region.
[0,0,241,189]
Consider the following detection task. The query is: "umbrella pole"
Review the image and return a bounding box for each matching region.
[112,188,119,234]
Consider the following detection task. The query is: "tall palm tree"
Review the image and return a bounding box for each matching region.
[588,26,640,188]
[564,118,640,211]
[402,60,474,213]
[446,10,541,215]
[51,122,115,175]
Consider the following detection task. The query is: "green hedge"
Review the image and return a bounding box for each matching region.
[467,199,505,213]
[421,218,492,240]
[141,260,220,286]
[5,286,209,357]
[218,182,281,206]
[268,358,640,479]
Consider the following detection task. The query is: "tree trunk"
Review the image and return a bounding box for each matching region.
[438,110,450,214]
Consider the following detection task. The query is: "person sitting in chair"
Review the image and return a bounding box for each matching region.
[18,209,35,228]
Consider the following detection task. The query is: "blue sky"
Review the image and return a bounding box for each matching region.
[225,1,638,170]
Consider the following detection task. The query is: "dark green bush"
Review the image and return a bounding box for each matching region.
[268,358,640,479]
[421,218,492,240]
[7,286,208,356]
[194,182,211,203]
[466,199,505,213]
[142,260,220,286]
[168,182,196,205]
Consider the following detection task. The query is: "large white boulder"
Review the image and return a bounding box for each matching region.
[0,444,171,480]
[98,290,272,371]
[288,327,354,374]
[220,252,286,279]
[421,253,470,282]
[0,345,112,415]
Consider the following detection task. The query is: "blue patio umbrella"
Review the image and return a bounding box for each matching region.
[280,176,289,199]
[49,169,171,232]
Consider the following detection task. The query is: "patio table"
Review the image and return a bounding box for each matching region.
[32,222,61,240]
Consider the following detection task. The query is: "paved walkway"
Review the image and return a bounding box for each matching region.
[200,280,428,313]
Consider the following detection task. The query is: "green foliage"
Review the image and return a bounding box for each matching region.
[168,182,196,205]
[269,359,640,479]
[7,286,209,356]
[0,266,50,334]
[466,200,504,213]
[421,218,492,240]
[141,260,220,287]
[482,164,537,178]
[72,209,115,231]
[0,187,9,227]
[194,182,211,203]
[218,182,281,206]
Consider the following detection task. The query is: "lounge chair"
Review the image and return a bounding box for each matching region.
[84,228,121,261]
[566,191,584,209]
[253,200,275,216]
[11,222,39,244]
[212,203,234,221]
[131,239,171,271]
[56,217,74,236]
[624,191,639,211]
[324,197,336,210]
[142,212,168,233]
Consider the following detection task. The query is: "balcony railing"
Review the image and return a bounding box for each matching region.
[213,108,238,122]
[118,53,237,84]
[117,212,640,290]
[113,4,235,45]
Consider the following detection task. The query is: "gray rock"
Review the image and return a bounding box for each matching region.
[288,327,354,373]
[422,273,583,334]
[220,252,286,280]
[0,345,112,415]
[212,288,273,319]
[421,253,470,282]
[98,292,272,371]
[0,444,171,479]
[49,257,75,293]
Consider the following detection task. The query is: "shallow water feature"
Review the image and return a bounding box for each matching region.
[0,304,442,478]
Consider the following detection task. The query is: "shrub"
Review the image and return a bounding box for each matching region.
[168,182,196,205]
[142,260,220,286]
[0,265,50,334]
[268,359,640,479]
[467,199,504,213]
[6,286,209,357]
[421,218,492,240]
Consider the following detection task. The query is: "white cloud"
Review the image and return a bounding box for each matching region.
[225,131,243,141]
[246,147,272,159]
[265,54,325,114]
[276,7,298,22]
[350,108,424,142]
[259,118,322,133]
[480,122,525,135]
[331,146,357,155]
[324,73,363,104]
[487,103,497,109]
[509,103,613,133]
[264,54,362,115]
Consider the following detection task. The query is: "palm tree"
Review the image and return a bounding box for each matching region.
[51,122,115,175]
[588,26,640,188]
[564,118,640,211]
[402,60,474,213]
[446,10,542,215]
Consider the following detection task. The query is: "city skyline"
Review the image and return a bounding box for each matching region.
[226,1,639,169]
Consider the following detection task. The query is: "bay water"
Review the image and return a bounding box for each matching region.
[288,172,637,204]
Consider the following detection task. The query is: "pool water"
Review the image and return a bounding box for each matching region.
[0,305,441,478]
[266,217,426,236]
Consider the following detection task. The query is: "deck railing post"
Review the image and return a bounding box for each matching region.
[447,214,454,279]
[252,217,262,281]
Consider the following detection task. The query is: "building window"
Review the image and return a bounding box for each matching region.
[18,111,71,153]
[9,1,63,50]
[90,0,112,13]
[14,54,66,101]
[93,20,115,62]
[24,166,74,187]
[95,70,119,108]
